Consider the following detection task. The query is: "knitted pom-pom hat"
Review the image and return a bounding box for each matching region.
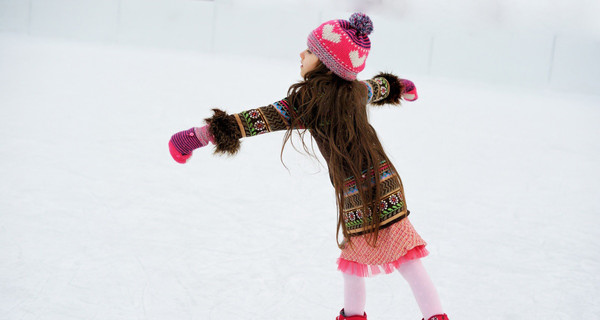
[307,12,373,81]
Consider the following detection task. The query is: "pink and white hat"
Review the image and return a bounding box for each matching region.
[307,13,373,81]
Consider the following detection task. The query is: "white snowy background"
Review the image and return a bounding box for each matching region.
[1,0,599,319]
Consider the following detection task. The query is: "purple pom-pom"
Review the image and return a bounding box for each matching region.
[349,12,373,36]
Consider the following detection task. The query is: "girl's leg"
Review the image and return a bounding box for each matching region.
[397,259,444,320]
[342,272,366,316]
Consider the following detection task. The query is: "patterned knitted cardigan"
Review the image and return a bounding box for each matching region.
[205,73,408,237]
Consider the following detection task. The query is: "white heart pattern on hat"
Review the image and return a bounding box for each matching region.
[322,24,341,43]
[349,50,366,67]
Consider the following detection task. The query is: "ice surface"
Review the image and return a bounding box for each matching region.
[1,34,599,319]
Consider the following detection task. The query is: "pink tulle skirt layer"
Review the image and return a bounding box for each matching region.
[337,218,428,277]
[337,245,429,277]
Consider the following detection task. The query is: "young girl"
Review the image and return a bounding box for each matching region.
[169,13,449,320]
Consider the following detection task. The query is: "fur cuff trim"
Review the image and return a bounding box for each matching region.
[204,108,241,155]
[372,72,402,106]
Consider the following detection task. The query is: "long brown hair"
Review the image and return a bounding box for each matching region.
[282,62,396,248]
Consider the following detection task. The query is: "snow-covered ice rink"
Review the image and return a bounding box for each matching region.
[1,34,599,319]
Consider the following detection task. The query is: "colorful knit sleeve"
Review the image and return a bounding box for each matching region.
[361,73,404,106]
[204,98,295,155]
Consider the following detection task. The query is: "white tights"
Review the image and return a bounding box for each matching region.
[343,259,443,319]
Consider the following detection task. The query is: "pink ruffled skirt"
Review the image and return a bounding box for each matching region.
[337,218,428,277]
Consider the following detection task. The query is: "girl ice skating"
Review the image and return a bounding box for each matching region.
[169,12,448,320]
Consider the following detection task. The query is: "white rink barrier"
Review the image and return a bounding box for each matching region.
[1,0,598,94]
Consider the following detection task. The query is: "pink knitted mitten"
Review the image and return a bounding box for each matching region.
[169,125,214,164]
[400,78,418,101]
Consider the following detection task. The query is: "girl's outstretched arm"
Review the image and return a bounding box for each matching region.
[168,73,418,163]
[168,98,293,163]
[362,73,418,105]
